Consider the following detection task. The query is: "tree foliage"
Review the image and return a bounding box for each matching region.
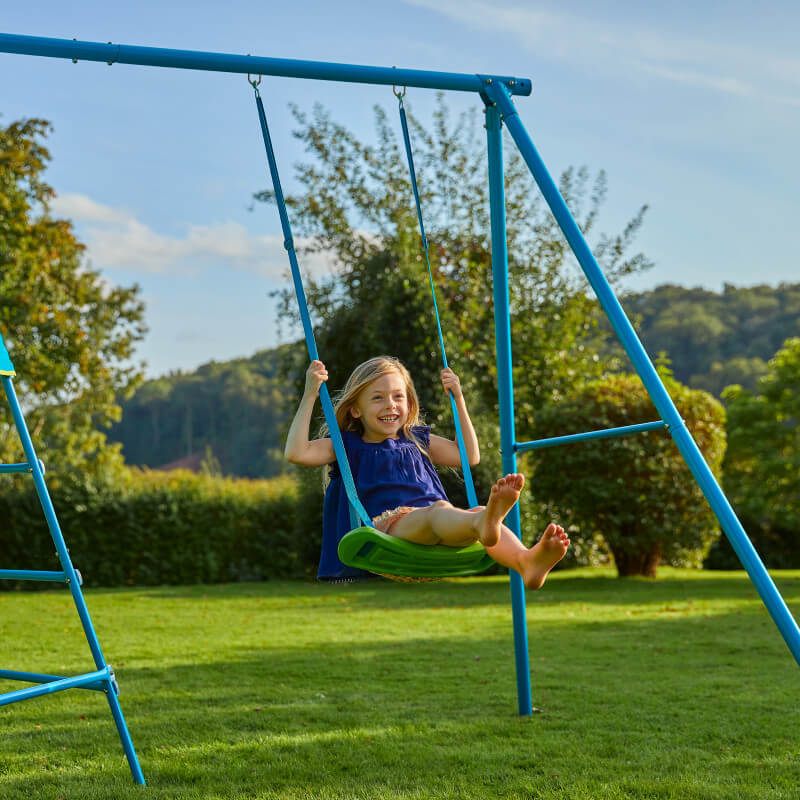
[251,97,660,553]
[717,338,800,565]
[616,283,800,396]
[111,283,798,485]
[0,117,146,479]
[263,98,652,516]
[528,371,726,576]
[109,344,299,478]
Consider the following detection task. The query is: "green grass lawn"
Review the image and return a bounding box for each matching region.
[1,568,799,799]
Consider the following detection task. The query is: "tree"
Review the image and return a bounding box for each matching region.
[528,371,726,577]
[261,98,656,549]
[697,356,768,399]
[615,283,800,396]
[720,338,800,566]
[0,118,146,480]
[265,98,653,520]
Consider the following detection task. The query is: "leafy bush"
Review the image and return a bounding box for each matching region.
[703,515,800,570]
[0,470,302,588]
[527,371,726,576]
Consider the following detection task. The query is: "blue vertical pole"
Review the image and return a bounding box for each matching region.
[1,375,146,784]
[486,105,533,716]
[483,81,800,667]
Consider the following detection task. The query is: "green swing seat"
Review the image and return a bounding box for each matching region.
[338,526,494,579]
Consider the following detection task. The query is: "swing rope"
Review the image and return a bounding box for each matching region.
[395,91,479,509]
[251,82,371,530]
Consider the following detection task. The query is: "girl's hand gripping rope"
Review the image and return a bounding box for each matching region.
[440,367,463,400]
[305,360,328,396]
[285,360,335,467]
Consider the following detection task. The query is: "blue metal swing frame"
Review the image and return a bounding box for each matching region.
[0,33,797,752]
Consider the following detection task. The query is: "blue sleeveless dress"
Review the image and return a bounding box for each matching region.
[318,426,449,580]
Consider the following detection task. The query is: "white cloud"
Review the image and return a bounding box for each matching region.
[49,194,336,279]
[52,193,133,225]
[634,63,753,98]
[404,0,800,105]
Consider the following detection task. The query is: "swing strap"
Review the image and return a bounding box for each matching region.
[396,95,479,509]
[252,85,371,529]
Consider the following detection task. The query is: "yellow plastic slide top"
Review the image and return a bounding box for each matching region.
[0,331,16,377]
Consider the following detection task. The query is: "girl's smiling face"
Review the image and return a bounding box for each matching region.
[350,371,409,442]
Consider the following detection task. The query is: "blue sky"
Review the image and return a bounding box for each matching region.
[2,1,798,377]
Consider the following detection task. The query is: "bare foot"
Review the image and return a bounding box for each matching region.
[519,523,570,590]
[476,474,525,547]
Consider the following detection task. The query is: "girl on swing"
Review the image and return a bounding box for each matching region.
[285,355,570,585]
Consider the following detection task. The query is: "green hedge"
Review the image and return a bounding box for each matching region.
[0,470,307,587]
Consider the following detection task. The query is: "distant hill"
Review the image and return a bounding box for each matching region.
[107,283,800,478]
[615,282,800,396]
[108,342,304,479]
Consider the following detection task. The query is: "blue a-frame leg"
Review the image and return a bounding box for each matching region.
[0,340,145,785]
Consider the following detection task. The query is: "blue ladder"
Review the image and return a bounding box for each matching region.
[0,335,144,785]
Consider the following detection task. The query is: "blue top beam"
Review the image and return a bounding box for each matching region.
[0,33,532,97]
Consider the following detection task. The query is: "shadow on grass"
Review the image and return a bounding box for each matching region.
[3,600,799,799]
[116,569,800,611]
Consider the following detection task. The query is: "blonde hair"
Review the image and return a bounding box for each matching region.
[320,356,428,480]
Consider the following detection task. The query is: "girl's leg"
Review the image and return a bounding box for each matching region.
[484,523,570,590]
[390,475,528,548]
[389,473,571,590]
[387,501,485,546]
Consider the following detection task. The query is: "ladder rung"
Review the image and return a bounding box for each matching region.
[0,462,33,474]
[0,458,45,475]
[0,666,112,706]
[516,420,668,453]
[0,569,69,583]
[0,668,107,692]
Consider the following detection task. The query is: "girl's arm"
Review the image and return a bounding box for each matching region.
[284,360,336,467]
[428,367,481,467]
